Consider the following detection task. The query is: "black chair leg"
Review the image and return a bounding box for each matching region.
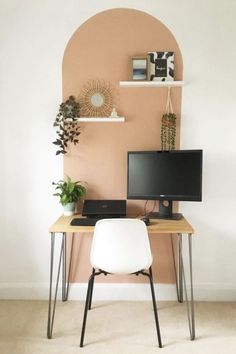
[88,268,95,310]
[148,267,162,348]
[80,268,162,348]
[80,274,94,347]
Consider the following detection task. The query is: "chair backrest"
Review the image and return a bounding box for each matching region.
[90,218,153,274]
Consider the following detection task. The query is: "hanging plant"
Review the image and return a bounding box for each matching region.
[161,113,176,150]
[53,96,81,155]
[160,87,176,151]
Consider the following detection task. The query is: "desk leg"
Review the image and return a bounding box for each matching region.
[62,232,75,302]
[62,233,66,301]
[47,232,64,339]
[170,234,180,302]
[178,234,184,303]
[188,233,195,340]
[180,233,195,340]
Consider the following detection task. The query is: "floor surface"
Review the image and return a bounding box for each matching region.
[0,301,236,354]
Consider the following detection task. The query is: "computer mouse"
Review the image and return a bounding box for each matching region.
[141,217,150,226]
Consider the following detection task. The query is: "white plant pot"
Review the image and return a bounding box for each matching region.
[63,202,75,216]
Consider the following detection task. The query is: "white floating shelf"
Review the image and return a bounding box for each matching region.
[119,80,184,87]
[77,117,125,122]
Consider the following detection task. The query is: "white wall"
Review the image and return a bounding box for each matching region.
[0,0,236,300]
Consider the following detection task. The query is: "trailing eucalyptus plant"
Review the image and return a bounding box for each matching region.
[161,112,176,151]
[53,96,81,155]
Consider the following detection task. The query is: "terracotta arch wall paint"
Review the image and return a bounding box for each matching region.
[62,8,183,283]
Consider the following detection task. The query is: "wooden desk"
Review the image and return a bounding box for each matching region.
[47,215,195,341]
[49,214,194,234]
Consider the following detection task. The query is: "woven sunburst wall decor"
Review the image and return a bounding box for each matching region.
[79,79,114,117]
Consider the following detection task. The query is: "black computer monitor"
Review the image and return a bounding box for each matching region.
[127,149,203,220]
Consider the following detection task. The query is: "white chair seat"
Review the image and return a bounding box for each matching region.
[90,218,153,274]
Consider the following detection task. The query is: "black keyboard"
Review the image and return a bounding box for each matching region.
[70,217,149,226]
[70,218,102,226]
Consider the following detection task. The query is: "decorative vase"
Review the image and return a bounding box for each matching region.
[63,202,75,216]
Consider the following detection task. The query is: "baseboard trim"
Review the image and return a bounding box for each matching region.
[193,283,236,301]
[0,282,176,301]
[0,282,236,301]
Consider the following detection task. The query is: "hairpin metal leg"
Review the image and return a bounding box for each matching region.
[180,233,195,340]
[188,233,195,339]
[65,232,75,301]
[62,233,75,302]
[62,233,67,301]
[178,233,183,303]
[47,232,64,339]
[170,234,180,301]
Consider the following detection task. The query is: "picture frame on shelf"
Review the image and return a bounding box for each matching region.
[131,56,149,81]
[148,51,174,81]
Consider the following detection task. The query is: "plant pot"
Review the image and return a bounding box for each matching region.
[63,202,75,216]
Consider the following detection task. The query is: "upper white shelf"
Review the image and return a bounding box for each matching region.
[78,117,125,122]
[119,80,184,87]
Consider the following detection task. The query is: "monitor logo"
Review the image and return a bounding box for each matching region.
[160,195,165,197]
[102,204,108,209]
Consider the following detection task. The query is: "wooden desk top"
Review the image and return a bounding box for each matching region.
[49,215,194,234]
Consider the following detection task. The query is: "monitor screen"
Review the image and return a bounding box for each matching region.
[127,150,202,208]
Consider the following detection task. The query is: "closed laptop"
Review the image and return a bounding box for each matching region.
[82,200,126,218]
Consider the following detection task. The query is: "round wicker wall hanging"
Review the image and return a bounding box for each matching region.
[79,79,114,117]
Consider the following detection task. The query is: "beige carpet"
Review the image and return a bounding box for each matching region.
[0,301,236,354]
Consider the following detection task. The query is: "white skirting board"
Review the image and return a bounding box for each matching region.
[0,282,236,301]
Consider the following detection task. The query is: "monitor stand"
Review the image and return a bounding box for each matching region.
[148,200,182,220]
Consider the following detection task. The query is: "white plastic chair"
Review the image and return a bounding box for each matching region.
[80,218,162,348]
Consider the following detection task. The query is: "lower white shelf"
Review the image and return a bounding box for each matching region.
[78,117,125,122]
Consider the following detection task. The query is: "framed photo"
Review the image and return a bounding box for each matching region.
[148,52,174,81]
[131,56,149,81]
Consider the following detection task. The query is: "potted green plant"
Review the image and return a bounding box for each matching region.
[53,176,86,215]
